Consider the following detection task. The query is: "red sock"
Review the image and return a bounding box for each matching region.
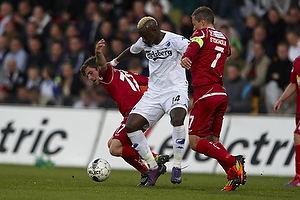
[122,156,148,174]
[122,146,140,159]
[196,139,236,165]
[215,143,236,179]
[295,145,300,174]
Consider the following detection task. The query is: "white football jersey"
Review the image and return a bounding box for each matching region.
[130,31,190,91]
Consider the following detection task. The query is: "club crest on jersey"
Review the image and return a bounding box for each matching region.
[145,48,172,61]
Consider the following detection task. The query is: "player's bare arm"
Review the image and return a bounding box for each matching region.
[109,47,135,67]
[95,39,108,73]
[273,83,297,114]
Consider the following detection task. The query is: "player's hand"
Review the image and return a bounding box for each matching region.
[181,57,192,70]
[95,39,105,57]
[273,100,282,114]
[95,39,106,66]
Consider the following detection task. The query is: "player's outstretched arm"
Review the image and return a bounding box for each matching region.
[95,39,108,72]
[109,47,135,67]
[273,83,296,114]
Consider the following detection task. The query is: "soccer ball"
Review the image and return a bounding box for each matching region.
[87,158,111,182]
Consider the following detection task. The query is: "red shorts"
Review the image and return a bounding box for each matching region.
[189,85,227,138]
[295,116,300,135]
[113,116,132,146]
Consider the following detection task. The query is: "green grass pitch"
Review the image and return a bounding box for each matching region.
[1,164,298,200]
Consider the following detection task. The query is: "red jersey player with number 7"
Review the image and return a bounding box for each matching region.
[80,39,169,186]
[180,6,246,191]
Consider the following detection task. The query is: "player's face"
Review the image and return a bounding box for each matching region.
[85,66,100,85]
[192,16,203,31]
[139,28,155,46]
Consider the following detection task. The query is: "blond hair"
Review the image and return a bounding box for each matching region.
[137,16,158,29]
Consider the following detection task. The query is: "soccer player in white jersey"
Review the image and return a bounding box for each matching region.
[109,16,190,186]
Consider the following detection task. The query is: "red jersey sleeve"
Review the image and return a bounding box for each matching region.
[182,30,202,60]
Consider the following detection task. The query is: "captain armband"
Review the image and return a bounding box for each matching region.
[191,36,204,48]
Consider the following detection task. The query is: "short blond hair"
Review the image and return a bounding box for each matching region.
[137,16,158,29]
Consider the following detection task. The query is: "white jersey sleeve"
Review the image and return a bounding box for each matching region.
[130,38,144,54]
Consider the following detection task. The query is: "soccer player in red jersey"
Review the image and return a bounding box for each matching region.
[274,55,300,187]
[80,39,169,186]
[180,6,246,191]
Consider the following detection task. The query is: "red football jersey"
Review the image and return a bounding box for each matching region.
[99,65,148,116]
[182,27,230,87]
[289,55,300,121]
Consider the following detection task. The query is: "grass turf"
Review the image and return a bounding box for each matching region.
[0,164,298,200]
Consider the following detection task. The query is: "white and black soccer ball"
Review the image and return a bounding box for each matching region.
[87,158,111,182]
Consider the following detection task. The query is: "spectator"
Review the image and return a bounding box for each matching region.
[64,36,90,74]
[244,25,274,62]
[96,20,114,46]
[26,35,49,71]
[22,22,38,52]
[39,65,59,105]
[128,0,148,25]
[0,58,27,94]
[180,14,193,39]
[28,87,41,106]
[0,35,9,65]
[3,20,20,42]
[242,42,271,112]
[265,42,294,114]
[286,29,300,62]
[48,40,66,76]
[152,3,175,31]
[241,14,260,56]
[215,0,245,36]
[283,6,300,32]
[47,23,64,46]
[2,37,28,73]
[78,1,99,44]
[28,5,52,39]
[59,62,85,106]
[263,8,287,51]
[115,16,132,46]
[160,21,174,32]
[13,0,32,30]
[73,89,98,109]
[145,0,172,16]
[110,38,128,70]
[0,1,13,36]
[223,63,252,113]
[64,23,80,52]
[223,45,245,82]
[12,85,31,105]
[26,65,42,90]
[87,11,102,52]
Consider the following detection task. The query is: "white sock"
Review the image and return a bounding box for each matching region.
[172,125,186,168]
[127,130,157,169]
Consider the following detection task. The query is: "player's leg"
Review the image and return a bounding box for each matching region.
[126,94,167,186]
[285,121,300,187]
[169,107,187,184]
[164,89,188,184]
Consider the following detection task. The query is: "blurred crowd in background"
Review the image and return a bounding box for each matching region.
[0,0,299,115]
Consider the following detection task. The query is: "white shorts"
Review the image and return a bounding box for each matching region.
[130,87,189,128]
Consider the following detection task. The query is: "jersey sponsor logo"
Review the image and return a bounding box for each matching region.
[209,30,226,39]
[145,48,173,61]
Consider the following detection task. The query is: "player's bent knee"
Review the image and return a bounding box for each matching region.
[109,147,121,157]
